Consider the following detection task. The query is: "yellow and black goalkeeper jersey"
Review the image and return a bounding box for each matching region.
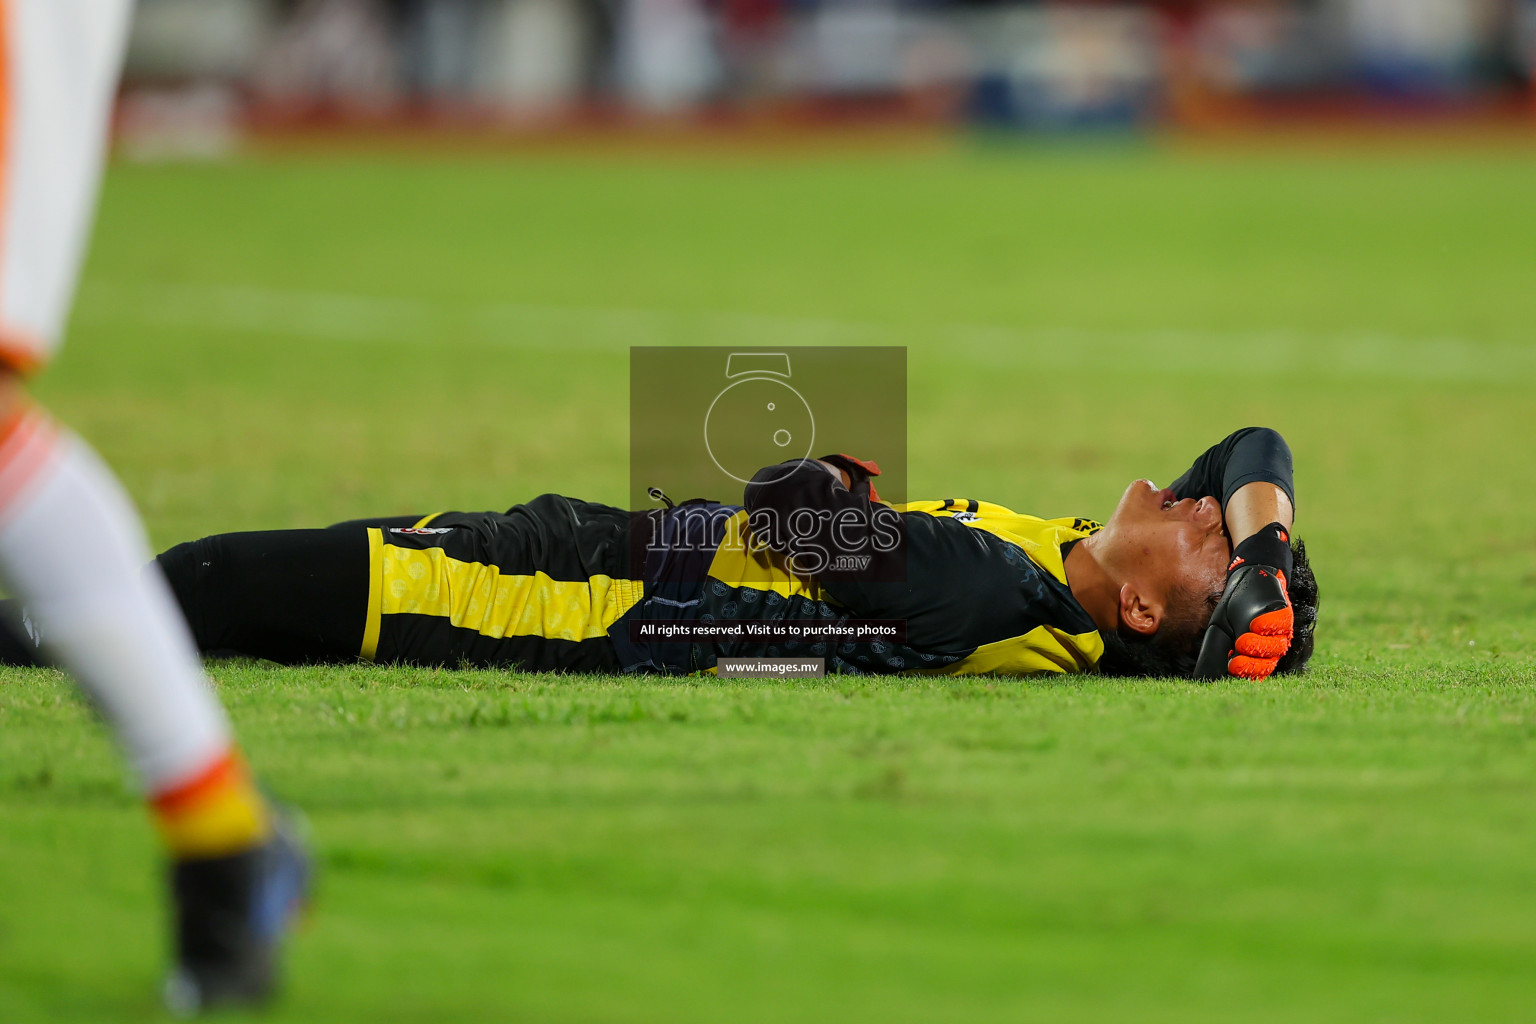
[887,501,1104,673]
[685,502,1103,674]
[361,495,1102,677]
[359,428,1294,677]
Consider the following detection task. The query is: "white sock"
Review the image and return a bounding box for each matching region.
[0,413,230,794]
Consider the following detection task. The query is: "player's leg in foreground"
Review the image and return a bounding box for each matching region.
[0,2,306,1010]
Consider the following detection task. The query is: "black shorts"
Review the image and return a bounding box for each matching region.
[157,497,639,672]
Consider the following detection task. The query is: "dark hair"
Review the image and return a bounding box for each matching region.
[1097,537,1317,679]
[1095,579,1214,678]
[1275,539,1317,675]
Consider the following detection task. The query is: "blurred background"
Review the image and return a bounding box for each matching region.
[119,0,1536,155]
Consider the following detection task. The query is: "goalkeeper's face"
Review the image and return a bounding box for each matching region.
[1101,479,1232,627]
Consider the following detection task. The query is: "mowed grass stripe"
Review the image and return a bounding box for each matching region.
[77,278,1536,382]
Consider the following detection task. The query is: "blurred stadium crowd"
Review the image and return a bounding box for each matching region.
[122,0,1536,143]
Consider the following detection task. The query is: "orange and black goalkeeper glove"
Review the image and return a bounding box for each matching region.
[1194,523,1294,681]
[817,453,882,503]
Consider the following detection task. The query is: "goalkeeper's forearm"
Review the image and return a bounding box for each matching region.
[1223,481,1294,550]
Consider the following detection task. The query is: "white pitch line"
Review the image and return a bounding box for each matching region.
[75,279,1536,382]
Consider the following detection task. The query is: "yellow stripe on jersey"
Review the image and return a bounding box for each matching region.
[361,527,384,661]
[377,543,644,642]
[895,500,1101,587]
[896,500,1104,672]
[705,509,828,598]
[411,512,443,528]
[941,625,1104,676]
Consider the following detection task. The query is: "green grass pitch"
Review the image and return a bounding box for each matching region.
[2,136,1534,1022]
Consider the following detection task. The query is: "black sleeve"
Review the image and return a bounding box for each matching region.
[817,513,1093,652]
[1169,427,1295,510]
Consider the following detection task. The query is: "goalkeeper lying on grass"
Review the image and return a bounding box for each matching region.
[0,428,1315,680]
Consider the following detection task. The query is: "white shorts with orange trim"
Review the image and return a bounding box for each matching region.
[0,0,134,374]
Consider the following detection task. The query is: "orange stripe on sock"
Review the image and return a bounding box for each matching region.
[0,406,60,515]
[0,333,45,376]
[0,396,27,443]
[152,750,246,814]
[153,750,271,859]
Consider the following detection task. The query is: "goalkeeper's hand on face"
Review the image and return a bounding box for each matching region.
[1194,523,1294,681]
